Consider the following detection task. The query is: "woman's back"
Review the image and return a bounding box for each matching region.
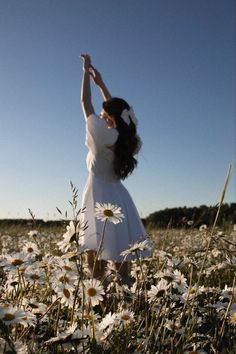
[86,113,119,182]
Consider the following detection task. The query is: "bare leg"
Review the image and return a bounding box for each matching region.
[114,261,131,285]
[86,250,106,279]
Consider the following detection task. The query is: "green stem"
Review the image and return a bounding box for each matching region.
[92,219,108,277]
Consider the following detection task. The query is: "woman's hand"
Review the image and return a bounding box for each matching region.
[89,65,103,86]
[80,53,91,72]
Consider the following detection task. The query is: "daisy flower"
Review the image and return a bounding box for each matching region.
[55,256,77,273]
[23,242,40,256]
[172,269,188,293]
[54,284,75,308]
[199,224,207,231]
[52,269,78,288]
[24,263,45,284]
[98,312,117,332]
[130,262,148,279]
[72,325,91,340]
[57,220,82,252]
[148,279,170,303]
[3,252,31,271]
[154,269,174,282]
[220,285,236,300]
[23,298,47,315]
[182,285,199,301]
[0,305,36,327]
[28,230,38,237]
[165,319,184,334]
[94,202,124,224]
[45,324,77,345]
[83,279,105,306]
[229,312,236,326]
[121,240,151,257]
[116,310,134,323]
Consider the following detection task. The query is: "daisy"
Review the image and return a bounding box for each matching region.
[230,312,236,326]
[220,285,236,300]
[182,285,198,301]
[121,240,151,257]
[55,256,77,273]
[72,325,91,340]
[57,220,82,252]
[199,224,207,231]
[45,324,77,345]
[0,305,36,327]
[116,310,134,323]
[5,273,19,292]
[83,279,105,307]
[23,298,47,315]
[54,284,75,308]
[28,230,38,237]
[24,264,45,284]
[148,279,170,303]
[94,202,124,224]
[23,242,40,256]
[3,252,31,271]
[165,319,184,334]
[130,262,148,279]
[98,312,117,332]
[51,269,78,288]
[154,269,174,282]
[172,269,188,293]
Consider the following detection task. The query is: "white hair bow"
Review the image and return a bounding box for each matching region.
[120,107,137,126]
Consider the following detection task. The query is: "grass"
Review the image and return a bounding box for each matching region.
[0,165,235,353]
[0,220,236,353]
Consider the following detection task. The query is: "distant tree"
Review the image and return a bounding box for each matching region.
[145,203,236,229]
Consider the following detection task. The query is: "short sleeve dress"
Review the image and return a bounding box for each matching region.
[80,113,149,261]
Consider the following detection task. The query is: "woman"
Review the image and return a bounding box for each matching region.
[80,54,149,277]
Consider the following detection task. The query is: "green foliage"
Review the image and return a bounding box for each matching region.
[145,203,236,229]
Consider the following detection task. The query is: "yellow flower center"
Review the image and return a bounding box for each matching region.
[63,288,70,299]
[103,209,114,217]
[157,289,166,297]
[121,314,130,321]
[59,276,69,284]
[11,259,24,266]
[3,313,15,321]
[30,274,40,280]
[231,313,236,324]
[63,265,72,271]
[189,287,196,294]
[87,287,97,297]
[83,313,92,320]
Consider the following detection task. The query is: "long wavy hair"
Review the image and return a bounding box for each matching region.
[102,97,141,180]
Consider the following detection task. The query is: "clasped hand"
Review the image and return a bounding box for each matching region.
[80,53,103,86]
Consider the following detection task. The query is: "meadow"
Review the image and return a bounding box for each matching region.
[0,187,236,353]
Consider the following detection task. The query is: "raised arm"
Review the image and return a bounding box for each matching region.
[80,54,95,119]
[89,65,112,101]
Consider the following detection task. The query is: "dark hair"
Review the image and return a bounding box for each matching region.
[102,97,141,180]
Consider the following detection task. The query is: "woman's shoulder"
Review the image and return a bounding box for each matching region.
[86,113,118,146]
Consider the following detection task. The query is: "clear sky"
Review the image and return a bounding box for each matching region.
[0,0,235,220]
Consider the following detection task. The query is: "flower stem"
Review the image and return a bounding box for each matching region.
[92,219,108,278]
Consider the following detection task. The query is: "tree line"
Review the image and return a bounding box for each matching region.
[0,203,235,230]
[145,203,236,229]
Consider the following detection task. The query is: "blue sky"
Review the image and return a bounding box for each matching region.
[0,0,235,220]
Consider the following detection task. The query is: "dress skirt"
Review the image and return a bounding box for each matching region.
[80,173,149,261]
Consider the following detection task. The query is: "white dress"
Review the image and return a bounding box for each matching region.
[80,113,149,261]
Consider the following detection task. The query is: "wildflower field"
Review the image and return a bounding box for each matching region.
[0,188,236,353]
